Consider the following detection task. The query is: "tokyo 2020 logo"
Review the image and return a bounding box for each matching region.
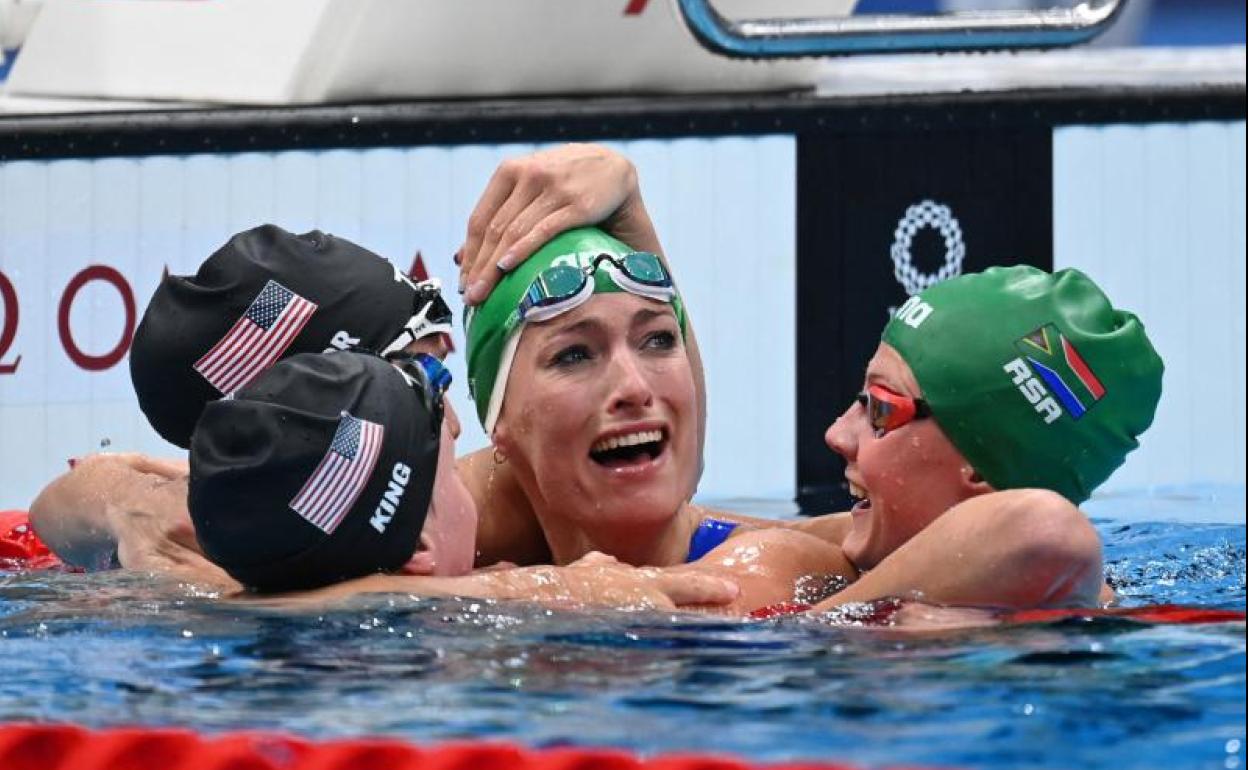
[890,200,965,296]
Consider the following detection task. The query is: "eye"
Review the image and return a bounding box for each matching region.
[642,330,677,351]
[550,344,593,368]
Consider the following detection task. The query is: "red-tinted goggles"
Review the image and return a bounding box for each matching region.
[856,384,932,437]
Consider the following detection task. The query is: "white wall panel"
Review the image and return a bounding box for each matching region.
[602,135,797,500]
[226,154,277,233]
[0,137,798,509]
[1055,121,1246,493]
[273,152,320,233]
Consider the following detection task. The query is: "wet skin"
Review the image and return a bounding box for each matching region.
[825,342,991,571]
[492,293,702,568]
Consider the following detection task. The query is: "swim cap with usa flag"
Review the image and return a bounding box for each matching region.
[189,351,441,593]
[882,266,1163,504]
[131,224,424,449]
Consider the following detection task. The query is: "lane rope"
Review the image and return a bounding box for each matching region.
[0,723,865,770]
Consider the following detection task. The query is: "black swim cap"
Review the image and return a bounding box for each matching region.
[131,224,419,448]
[189,351,441,593]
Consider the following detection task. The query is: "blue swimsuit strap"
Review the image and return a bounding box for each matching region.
[685,518,740,563]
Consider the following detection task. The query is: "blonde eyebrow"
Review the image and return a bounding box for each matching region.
[631,307,677,327]
[540,317,607,343]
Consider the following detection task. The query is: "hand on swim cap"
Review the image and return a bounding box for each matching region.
[459,144,640,305]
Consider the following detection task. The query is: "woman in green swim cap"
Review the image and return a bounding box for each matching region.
[823,267,1163,576]
[462,224,853,591]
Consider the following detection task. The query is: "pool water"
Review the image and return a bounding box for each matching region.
[0,489,1243,770]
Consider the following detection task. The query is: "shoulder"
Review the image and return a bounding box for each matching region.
[686,505,855,546]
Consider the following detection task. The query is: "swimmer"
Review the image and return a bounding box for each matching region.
[796,265,1162,610]
[455,145,1162,612]
[29,224,459,577]
[356,223,851,615]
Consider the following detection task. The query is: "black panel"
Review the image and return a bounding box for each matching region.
[795,128,1053,514]
[0,85,1242,161]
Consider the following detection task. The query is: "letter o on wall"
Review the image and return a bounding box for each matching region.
[0,270,20,374]
[57,265,137,371]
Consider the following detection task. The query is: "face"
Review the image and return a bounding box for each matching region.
[824,342,982,570]
[391,340,472,576]
[493,293,697,530]
[401,399,479,577]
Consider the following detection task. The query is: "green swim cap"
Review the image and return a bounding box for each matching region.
[465,227,686,434]
[882,266,1163,503]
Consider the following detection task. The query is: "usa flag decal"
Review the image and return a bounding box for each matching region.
[289,412,385,534]
[193,280,317,395]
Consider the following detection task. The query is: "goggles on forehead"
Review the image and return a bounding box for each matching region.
[381,277,455,357]
[515,252,676,325]
[856,384,932,437]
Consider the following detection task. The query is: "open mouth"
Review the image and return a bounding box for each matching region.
[590,429,667,468]
[847,480,872,512]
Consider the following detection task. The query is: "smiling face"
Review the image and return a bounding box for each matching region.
[492,293,697,536]
[824,342,988,570]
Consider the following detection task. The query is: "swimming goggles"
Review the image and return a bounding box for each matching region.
[382,350,450,436]
[856,384,931,437]
[516,252,676,324]
[381,277,455,357]
[388,351,453,397]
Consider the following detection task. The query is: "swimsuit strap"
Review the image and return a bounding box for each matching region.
[685,517,740,563]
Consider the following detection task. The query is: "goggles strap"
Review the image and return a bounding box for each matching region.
[381,278,454,357]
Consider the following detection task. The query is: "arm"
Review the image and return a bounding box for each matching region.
[789,511,854,545]
[810,489,1106,613]
[256,556,740,611]
[689,527,857,613]
[30,453,235,587]
[30,454,139,569]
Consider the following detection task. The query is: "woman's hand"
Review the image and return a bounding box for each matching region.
[458,144,653,305]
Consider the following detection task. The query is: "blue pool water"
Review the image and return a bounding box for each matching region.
[0,489,1243,770]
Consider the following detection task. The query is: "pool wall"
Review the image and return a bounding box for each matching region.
[0,82,1243,511]
[1054,122,1246,493]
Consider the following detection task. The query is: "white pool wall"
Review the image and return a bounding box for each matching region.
[1054,121,1247,494]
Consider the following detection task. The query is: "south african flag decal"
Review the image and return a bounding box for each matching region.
[1016,324,1106,420]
